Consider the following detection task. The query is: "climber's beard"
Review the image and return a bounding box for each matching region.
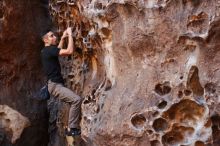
[51,39,58,45]
[54,40,58,45]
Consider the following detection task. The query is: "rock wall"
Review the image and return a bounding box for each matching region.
[0,0,51,145]
[49,0,220,146]
[1,0,219,146]
[0,105,30,144]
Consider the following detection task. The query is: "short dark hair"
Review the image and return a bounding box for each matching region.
[40,28,52,40]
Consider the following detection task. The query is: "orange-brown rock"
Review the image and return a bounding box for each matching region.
[49,0,220,146]
[1,0,220,146]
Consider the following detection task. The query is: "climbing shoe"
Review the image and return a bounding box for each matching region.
[65,128,81,136]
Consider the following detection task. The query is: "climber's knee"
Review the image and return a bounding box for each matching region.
[68,94,81,105]
[74,95,82,104]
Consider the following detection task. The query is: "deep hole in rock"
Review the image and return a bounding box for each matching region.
[211,115,220,145]
[105,79,112,91]
[195,141,205,146]
[100,103,104,109]
[101,27,111,38]
[155,82,171,96]
[191,0,201,7]
[187,66,204,96]
[157,100,167,109]
[5,119,10,123]
[206,18,220,43]
[182,0,201,7]
[83,96,96,104]
[0,1,3,19]
[178,91,183,98]
[95,105,100,113]
[83,116,91,124]
[187,12,208,28]
[205,83,216,94]
[152,111,159,117]
[0,10,3,19]
[211,115,220,127]
[184,89,192,96]
[150,140,161,146]
[152,118,168,132]
[147,129,153,135]
[162,124,194,145]
[94,2,103,9]
[204,118,212,128]
[0,112,6,117]
[131,114,146,129]
[162,99,205,122]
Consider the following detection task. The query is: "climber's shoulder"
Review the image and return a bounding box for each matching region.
[42,45,60,57]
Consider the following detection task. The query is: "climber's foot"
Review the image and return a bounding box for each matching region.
[66,135,75,146]
[65,128,81,137]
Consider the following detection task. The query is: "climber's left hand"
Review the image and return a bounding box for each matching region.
[61,30,68,39]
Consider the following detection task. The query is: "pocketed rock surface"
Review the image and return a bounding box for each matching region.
[0,0,220,146]
[49,0,220,146]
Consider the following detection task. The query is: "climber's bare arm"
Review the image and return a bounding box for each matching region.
[57,30,67,49]
[59,27,74,56]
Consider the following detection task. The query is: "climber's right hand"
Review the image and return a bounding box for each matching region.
[66,27,72,36]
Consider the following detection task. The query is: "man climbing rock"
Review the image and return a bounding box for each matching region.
[41,27,82,137]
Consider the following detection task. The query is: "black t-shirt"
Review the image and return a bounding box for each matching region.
[41,45,64,84]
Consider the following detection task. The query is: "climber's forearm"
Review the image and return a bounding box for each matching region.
[66,34,74,54]
[58,37,74,56]
[58,37,65,49]
[58,28,74,56]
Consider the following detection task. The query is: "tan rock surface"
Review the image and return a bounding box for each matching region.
[1,0,219,146]
[49,0,220,145]
[0,105,30,144]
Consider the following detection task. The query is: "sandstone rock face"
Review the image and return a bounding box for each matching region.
[49,0,220,146]
[1,0,219,146]
[0,105,30,144]
[0,0,51,145]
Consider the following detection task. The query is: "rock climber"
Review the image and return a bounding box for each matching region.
[41,27,82,137]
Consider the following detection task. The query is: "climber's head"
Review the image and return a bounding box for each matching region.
[42,30,57,46]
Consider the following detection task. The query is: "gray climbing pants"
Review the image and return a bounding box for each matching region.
[48,80,82,129]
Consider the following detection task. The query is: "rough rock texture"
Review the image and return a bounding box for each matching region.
[0,0,51,145]
[49,0,220,146]
[0,105,30,144]
[1,0,220,146]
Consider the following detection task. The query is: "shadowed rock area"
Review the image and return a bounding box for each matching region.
[0,0,51,145]
[0,0,220,146]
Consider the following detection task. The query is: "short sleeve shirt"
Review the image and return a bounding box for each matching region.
[41,45,64,84]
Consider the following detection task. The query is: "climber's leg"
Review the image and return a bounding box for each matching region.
[48,80,82,129]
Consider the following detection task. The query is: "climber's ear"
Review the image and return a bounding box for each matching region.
[42,33,48,43]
